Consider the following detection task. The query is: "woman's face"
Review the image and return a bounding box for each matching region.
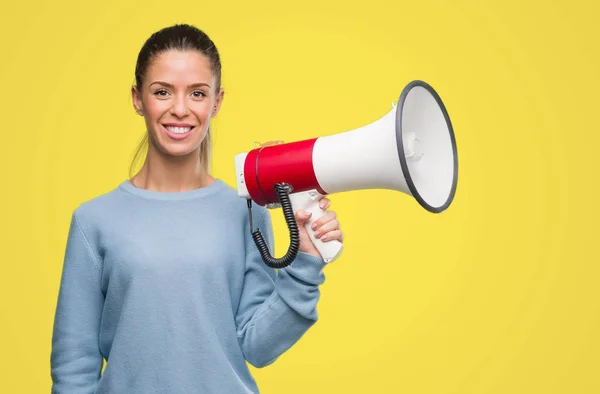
[132,50,223,157]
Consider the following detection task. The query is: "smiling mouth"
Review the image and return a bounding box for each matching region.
[163,125,194,134]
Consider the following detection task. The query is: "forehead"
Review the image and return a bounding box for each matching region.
[146,50,214,86]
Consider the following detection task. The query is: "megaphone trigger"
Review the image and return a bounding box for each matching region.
[289,190,344,264]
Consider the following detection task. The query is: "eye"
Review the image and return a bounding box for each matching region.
[192,90,206,98]
[153,89,169,96]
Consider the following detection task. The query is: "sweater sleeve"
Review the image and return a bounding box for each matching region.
[51,208,105,393]
[235,207,328,368]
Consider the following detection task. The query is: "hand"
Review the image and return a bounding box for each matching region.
[294,197,344,259]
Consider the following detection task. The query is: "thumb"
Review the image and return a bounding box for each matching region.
[295,209,312,224]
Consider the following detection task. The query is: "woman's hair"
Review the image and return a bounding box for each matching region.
[129,24,222,178]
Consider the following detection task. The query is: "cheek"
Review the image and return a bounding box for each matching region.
[145,100,167,119]
[195,103,213,120]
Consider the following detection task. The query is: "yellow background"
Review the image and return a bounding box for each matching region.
[1,0,598,392]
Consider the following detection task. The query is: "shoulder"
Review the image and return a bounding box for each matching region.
[74,180,124,216]
[69,182,125,240]
[215,179,270,224]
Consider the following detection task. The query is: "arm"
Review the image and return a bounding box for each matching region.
[235,207,327,368]
[51,208,104,393]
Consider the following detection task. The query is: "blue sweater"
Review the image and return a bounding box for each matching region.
[50,178,328,393]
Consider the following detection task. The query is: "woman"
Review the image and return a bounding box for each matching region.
[50,24,344,393]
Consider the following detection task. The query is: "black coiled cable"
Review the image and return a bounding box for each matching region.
[248,183,299,268]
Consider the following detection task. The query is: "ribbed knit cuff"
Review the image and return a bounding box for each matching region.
[283,251,327,284]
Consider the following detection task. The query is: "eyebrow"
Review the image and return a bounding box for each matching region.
[149,81,211,89]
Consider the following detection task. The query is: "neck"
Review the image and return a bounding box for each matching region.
[131,143,215,193]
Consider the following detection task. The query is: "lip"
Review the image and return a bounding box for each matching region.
[161,124,196,141]
[163,123,195,127]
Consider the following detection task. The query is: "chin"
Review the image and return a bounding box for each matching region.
[149,131,203,156]
[162,143,201,157]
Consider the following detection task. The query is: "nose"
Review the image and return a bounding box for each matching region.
[170,94,190,118]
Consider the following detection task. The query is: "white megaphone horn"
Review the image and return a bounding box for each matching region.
[234,80,458,268]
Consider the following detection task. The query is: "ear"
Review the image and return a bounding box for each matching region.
[211,88,225,118]
[131,85,144,116]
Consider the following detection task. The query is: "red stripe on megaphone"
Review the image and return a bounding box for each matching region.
[243,138,327,206]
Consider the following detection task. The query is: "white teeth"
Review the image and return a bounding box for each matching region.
[165,126,193,134]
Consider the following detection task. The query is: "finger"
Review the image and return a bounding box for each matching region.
[319,197,331,210]
[295,210,312,224]
[320,230,344,243]
[313,219,340,238]
[311,211,337,231]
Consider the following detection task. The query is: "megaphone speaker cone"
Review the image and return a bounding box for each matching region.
[396,80,458,213]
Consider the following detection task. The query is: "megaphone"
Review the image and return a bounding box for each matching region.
[234,80,458,268]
